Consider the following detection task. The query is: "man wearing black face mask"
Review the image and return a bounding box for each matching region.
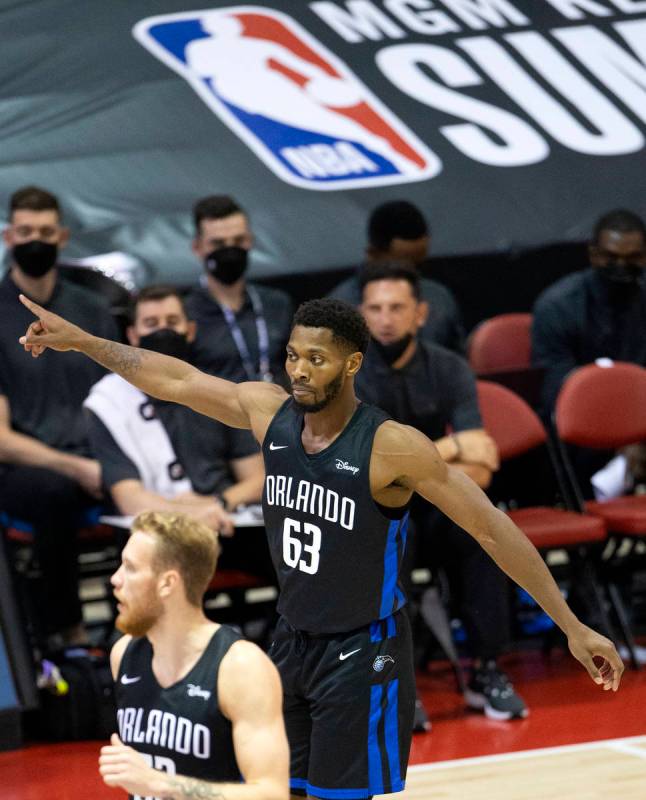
[0,185,118,647]
[328,200,466,354]
[355,263,528,724]
[184,195,292,387]
[532,208,646,416]
[84,286,267,545]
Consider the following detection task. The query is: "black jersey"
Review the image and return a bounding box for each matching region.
[262,399,409,634]
[114,625,241,799]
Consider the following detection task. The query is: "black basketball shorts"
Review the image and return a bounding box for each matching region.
[269,609,415,799]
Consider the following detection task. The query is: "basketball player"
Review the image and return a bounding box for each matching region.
[98,510,289,800]
[21,295,623,800]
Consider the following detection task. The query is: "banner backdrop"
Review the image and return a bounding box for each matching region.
[1,0,645,281]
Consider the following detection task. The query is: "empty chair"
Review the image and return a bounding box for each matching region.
[469,313,533,373]
[476,380,612,646]
[555,362,646,665]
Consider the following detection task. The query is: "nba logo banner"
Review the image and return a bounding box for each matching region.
[133,6,440,190]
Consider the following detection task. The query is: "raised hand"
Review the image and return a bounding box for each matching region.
[18,293,87,357]
[568,624,624,692]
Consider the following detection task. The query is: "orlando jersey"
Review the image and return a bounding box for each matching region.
[114,626,241,799]
[262,399,409,634]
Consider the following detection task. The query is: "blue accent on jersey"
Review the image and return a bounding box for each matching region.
[379,514,409,619]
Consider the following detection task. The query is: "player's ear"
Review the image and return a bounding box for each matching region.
[346,351,363,376]
[186,321,197,344]
[158,570,180,598]
[126,326,139,347]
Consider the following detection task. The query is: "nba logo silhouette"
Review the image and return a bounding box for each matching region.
[133,6,440,190]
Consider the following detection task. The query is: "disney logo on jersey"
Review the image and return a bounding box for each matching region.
[133,7,438,191]
[336,459,359,475]
[373,655,395,672]
[187,684,211,700]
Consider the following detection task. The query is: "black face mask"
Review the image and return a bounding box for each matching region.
[371,334,413,366]
[597,263,645,288]
[204,246,248,285]
[138,329,191,361]
[12,240,58,278]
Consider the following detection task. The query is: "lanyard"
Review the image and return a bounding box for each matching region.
[219,286,273,382]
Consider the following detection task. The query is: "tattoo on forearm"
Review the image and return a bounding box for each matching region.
[164,777,225,799]
[92,340,144,377]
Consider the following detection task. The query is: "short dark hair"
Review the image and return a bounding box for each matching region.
[131,284,188,323]
[367,200,428,251]
[593,209,646,243]
[193,195,245,234]
[9,186,61,219]
[358,261,421,301]
[292,299,370,355]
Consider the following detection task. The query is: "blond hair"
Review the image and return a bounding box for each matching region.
[132,511,220,606]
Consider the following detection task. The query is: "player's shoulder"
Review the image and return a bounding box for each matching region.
[110,634,133,680]
[237,380,288,416]
[219,640,281,701]
[375,418,431,451]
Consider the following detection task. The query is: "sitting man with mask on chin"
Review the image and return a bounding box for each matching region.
[355,262,528,724]
[184,195,292,388]
[0,185,118,648]
[84,285,270,573]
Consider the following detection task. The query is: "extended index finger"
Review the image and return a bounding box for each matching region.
[19,293,46,318]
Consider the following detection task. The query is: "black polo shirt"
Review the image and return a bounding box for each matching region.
[86,399,259,495]
[185,283,293,385]
[0,270,118,456]
[355,339,481,439]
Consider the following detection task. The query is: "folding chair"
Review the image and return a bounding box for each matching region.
[476,380,613,647]
[554,361,646,667]
[469,313,533,373]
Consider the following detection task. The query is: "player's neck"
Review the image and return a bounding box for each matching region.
[302,388,359,444]
[207,274,246,312]
[10,266,57,305]
[148,610,218,687]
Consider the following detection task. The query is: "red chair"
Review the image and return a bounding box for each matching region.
[555,362,646,665]
[476,381,612,645]
[469,313,533,373]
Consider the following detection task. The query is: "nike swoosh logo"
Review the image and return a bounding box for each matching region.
[339,648,361,661]
[120,674,141,685]
[269,443,288,450]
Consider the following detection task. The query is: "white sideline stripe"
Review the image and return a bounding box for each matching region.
[607,742,646,760]
[408,735,646,773]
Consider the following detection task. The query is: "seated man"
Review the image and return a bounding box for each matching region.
[355,262,527,721]
[328,199,466,353]
[532,208,646,414]
[84,286,269,574]
[0,185,118,647]
[532,209,646,494]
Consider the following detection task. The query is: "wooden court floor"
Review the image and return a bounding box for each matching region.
[379,736,646,799]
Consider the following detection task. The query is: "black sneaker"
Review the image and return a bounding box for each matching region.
[465,661,528,720]
[413,694,432,732]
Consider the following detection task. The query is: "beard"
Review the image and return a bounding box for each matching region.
[115,595,163,637]
[291,369,344,414]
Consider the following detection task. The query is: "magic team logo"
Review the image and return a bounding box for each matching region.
[133,6,439,190]
[373,655,395,672]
